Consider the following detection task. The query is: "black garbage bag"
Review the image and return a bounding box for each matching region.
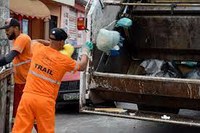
[155,62,182,78]
[140,59,182,78]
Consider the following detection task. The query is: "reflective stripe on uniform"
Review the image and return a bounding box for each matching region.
[13,59,31,67]
[29,70,60,85]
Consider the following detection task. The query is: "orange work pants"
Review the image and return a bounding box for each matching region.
[12,93,55,133]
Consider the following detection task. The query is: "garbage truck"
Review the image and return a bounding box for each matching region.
[79,0,200,127]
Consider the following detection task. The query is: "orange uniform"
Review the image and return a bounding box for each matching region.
[12,42,79,133]
[12,33,32,84]
[12,33,32,119]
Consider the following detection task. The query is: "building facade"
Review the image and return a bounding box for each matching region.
[60,4,86,46]
[9,0,50,39]
[42,0,86,46]
[6,0,86,45]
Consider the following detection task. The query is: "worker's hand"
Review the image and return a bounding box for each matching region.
[82,41,93,53]
[83,41,93,52]
[80,41,93,59]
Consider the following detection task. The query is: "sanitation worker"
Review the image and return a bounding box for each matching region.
[0,18,36,129]
[12,28,93,133]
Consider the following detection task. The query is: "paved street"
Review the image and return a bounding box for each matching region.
[10,91,200,133]
[53,105,200,133]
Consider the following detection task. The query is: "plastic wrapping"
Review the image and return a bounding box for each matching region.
[140,59,182,78]
[96,29,120,54]
[115,17,133,28]
[184,69,200,79]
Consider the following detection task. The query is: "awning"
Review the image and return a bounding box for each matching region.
[10,0,50,19]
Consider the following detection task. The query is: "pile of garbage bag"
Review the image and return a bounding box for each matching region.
[140,59,200,79]
[140,59,182,78]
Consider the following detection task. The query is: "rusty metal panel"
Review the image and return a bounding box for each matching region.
[89,72,200,110]
[90,89,200,109]
[132,16,200,50]
[89,72,200,99]
[128,15,200,60]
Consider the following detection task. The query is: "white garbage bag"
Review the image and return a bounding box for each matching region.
[96,29,120,54]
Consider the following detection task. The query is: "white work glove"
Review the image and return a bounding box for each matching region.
[80,41,93,60]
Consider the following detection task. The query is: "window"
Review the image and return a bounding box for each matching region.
[22,19,28,34]
[49,15,58,34]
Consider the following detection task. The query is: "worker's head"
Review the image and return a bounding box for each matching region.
[0,18,20,40]
[49,28,68,51]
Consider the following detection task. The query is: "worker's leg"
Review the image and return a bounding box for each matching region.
[12,83,25,127]
[12,84,38,132]
[12,93,35,133]
[35,95,55,133]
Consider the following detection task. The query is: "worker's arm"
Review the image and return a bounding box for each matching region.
[32,39,50,46]
[77,41,93,71]
[77,51,89,71]
[0,50,19,66]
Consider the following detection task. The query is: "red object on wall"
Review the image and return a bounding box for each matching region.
[77,17,85,30]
